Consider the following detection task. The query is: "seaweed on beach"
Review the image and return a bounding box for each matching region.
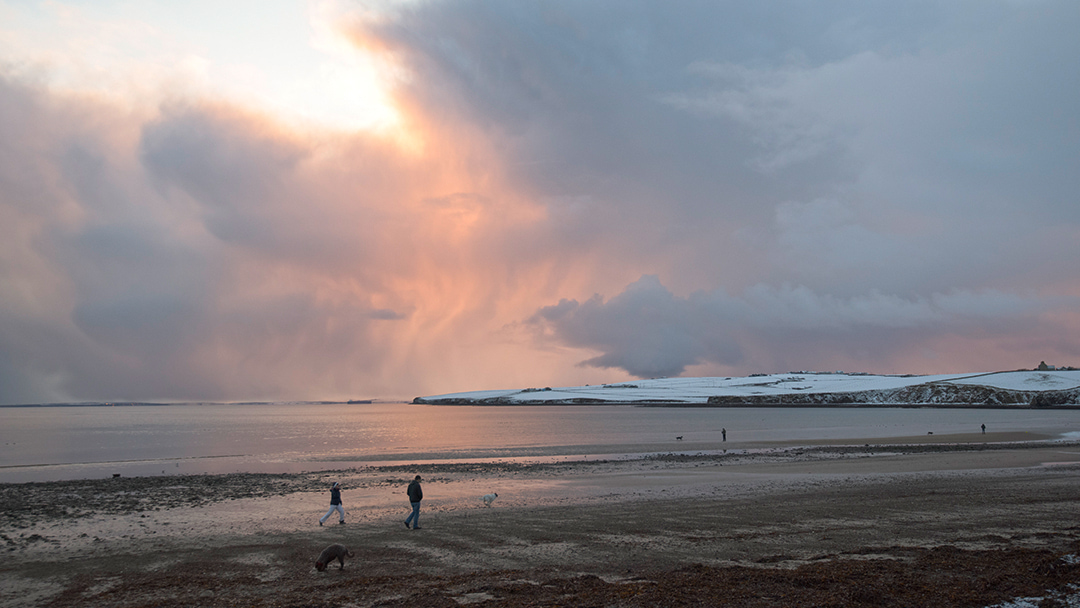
[0,472,322,526]
[40,544,1080,607]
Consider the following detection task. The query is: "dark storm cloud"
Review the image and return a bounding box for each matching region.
[354,0,1080,375]
[362,0,1080,285]
[530,275,745,378]
[530,275,1069,378]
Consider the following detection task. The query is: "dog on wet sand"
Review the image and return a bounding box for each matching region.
[481,493,498,506]
[315,543,354,571]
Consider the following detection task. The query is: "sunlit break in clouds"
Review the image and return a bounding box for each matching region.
[2,0,1079,404]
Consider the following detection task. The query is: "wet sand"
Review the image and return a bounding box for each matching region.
[3,436,1080,607]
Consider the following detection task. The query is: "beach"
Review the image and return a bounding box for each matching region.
[3,434,1080,607]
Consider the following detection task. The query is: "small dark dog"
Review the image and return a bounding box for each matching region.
[315,543,354,571]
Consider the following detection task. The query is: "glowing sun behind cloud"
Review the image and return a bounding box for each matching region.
[0,0,402,133]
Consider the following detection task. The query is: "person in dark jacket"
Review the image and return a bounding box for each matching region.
[319,482,345,526]
[404,475,423,529]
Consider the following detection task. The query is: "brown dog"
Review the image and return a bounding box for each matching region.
[315,543,354,571]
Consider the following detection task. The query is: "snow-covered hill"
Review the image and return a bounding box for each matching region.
[414,370,1080,407]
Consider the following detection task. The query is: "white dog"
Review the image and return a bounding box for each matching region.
[481,493,498,506]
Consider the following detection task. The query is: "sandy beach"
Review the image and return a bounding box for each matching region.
[3,434,1080,607]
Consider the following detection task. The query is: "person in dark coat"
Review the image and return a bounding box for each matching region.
[319,482,345,525]
[404,475,423,529]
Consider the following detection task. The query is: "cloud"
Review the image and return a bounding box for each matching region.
[0,65,592,403]
[358,0,1080,291]
[2,1,1080,403]
[531,275,741,378]
[530,275,1073,378]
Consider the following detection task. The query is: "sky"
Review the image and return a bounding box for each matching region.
[1,0,1079,404]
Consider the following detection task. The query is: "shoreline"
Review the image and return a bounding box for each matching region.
[4,439,1080,606]
[0,430,1064,485]
[750,430,1055,446]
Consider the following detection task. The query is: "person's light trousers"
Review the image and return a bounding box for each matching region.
[320,504,345,523]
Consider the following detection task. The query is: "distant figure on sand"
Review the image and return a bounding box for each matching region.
[722,428,727,442]
[319,482,345,526]
[981,423,986,434]
[404,475,423,529]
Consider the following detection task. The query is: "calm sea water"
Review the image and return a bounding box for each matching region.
[2,403,1079,483]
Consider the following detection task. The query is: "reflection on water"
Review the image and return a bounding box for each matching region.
[2,402,1079,482]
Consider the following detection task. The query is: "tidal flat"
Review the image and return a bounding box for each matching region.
[3,437,1080,607]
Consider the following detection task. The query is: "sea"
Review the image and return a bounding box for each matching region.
[3,402,1080,484]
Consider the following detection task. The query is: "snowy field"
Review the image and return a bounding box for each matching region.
[418,369,1080,404]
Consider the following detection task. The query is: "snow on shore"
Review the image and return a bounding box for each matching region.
[416,370,1080,405]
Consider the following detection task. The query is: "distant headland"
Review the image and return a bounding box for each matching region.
[414,366,1080,408]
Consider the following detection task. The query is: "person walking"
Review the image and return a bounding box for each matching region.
[404,475,423,529]
[319,482,345,526]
